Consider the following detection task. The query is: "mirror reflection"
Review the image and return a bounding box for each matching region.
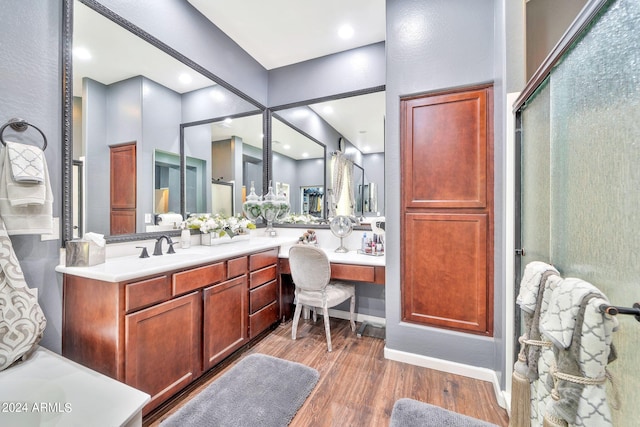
[277,91,386,222]
[183,114,264,219]
[272,116,326,221]
[72,1,258,237]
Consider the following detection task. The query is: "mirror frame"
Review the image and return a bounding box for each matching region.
[61,0,266,244]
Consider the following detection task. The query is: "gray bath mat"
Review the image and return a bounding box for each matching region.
[161,353,319,427]
[389,398,499,427]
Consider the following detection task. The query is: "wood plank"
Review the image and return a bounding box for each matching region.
[145,319,509,427]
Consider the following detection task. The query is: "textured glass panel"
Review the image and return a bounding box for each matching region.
[520,79,551,268]
[548,1,640,425]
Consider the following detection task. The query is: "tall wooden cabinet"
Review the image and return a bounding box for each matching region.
[110,142,137,235]
[400,84,494,335]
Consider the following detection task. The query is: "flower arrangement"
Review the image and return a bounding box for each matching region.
[281,213,322,224]
[185,213,256,237]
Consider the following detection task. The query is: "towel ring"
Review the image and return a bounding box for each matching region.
[0,118,48,151]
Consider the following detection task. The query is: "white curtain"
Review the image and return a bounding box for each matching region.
[331,152,354,217]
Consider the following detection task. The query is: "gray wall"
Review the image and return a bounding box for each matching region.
[96,0,268,107]
[0,0,63,353]
[526,0,588,80]
[385,0,502,372]
[268,42,386,107]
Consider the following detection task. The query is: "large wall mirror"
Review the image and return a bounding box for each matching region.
[272,90,385,224]
[65,0,263,242]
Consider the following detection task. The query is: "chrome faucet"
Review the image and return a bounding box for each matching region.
[153,235,175,256]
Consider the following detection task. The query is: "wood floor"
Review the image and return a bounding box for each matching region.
[145,318,510,427]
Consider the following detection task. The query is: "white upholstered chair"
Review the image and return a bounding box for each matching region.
[288,245,356,352]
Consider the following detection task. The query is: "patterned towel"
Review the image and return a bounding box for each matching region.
[540,278,618,426]
[517,261,559,314]
[0,216,47,371]
[6,141,45,184]
[516,262,561,425]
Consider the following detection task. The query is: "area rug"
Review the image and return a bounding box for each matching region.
[160,353,319,427]
[389,398,499,427]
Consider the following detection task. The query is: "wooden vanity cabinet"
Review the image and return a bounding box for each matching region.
[248,248,279,338]
[62,249,278,416]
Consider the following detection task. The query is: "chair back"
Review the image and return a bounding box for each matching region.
[288,245,331,291]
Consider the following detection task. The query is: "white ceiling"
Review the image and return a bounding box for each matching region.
[73,0,386,154]
[187,0,386,70]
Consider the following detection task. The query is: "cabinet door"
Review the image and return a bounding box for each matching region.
[402,213,488,333]
[110,142,136,235]
[125,292,201,415]
[203,276,248,370]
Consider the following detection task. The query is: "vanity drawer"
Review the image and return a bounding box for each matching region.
[249,280,278,314]
[249,265,277,290]
[331,263,376,283]
[249,248,279,271]
[227,256,248,279]
[125,275,171,312]
[249,301,278,338]
[172,262,225,295]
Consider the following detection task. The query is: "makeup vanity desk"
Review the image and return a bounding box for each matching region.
[278,245,385,333]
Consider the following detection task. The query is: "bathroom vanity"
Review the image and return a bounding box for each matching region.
[57,238,289,415]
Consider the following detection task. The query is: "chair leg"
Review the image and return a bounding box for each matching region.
[349,295,356,332]
[292,303,303,340]
[322,306,332,352]
[312,307,317,323]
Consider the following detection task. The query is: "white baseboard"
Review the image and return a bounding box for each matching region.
[384,347,508,410]
[327,309,386,327]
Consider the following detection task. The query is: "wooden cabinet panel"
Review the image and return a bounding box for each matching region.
[227,256,248,279]
[125,275,170,312]
[249,301,278,339]
[249,248,279,271]
[203,276,248,370]
[249,280,278,314]
[110,210,136,236]
[249,265,277,290]
[110,142,136,235]
[172,262,225,295]
[401,85,493,336]
[125,292,201,415]
[402,213,489,333]
[402,89,488,209]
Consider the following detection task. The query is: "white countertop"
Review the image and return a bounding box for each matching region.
[0,346,149,427]
[278,244,385,267]
[56,236,296,282]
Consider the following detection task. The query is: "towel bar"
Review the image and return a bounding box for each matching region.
[0,117,47,151]
[599,303,640,322]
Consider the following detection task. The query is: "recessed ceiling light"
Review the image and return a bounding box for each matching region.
[323,106,334,114]
[283,144,291,150]
[223,118,233,125]
[179,73,192,84]
[302,152,309,158]
[73,47,92,60]
[362,146,371,152]
[338,24,354,40]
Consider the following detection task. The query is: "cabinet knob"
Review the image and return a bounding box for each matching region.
[515,248,526,256]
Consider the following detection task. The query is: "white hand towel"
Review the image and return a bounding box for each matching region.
[6,141,45,183]
[0,143,53,235]
[3,142,46,206]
